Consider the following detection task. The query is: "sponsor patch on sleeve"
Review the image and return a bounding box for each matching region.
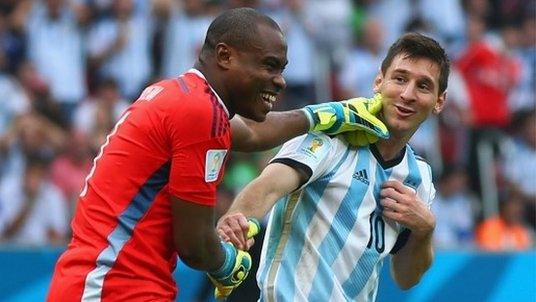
[297,133,329,162]
[205,149,228,182]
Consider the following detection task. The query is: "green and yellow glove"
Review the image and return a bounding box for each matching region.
[341,94,389,146]
[302,94,389,142]
[207,218,260,300]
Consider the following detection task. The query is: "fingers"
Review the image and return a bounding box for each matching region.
[380,186,406,204]
[382,180,416,196]
[246,238,255,250]
[380,196,402,212]
[217,213,249,250]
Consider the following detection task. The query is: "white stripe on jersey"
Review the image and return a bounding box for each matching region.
[257,133,435,302]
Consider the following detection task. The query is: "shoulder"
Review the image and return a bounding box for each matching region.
[281,132,336,154]
[407,145,432,171]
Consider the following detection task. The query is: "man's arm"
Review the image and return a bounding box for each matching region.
[217,162,306,250]
[231,111,308,152]
[171,196,225,271]
[230,96,390,152]
[380,180,435,289]
[390,230,434,289]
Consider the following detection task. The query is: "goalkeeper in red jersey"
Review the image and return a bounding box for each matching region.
[47,7,388,302]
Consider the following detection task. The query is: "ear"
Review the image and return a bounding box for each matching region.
[215,43,232,70]
[433,91,446,114]
[372,73,383,94]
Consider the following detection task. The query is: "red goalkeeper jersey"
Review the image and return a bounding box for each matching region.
[48,70,231,301]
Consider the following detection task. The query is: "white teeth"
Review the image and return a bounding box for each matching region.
[261,93,276,103]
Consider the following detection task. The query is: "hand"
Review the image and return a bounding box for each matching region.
[207,242,253,300]
[208,219,260,299]
[303,94,389,139]
[217,214,259,251]
[380,180,435,237]
[341,94,389,146]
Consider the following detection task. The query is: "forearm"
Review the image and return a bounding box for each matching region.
[3,203,32,239]
[391,231,434,289]
[232,110,308,152]
[171,198,226,272]
[227,183,280,220]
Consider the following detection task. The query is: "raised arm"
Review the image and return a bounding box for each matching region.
[230,96,390,152]
[230,110,308,152]
[217,162,307,250]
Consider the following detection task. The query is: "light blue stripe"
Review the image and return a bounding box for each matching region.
[258,196,288,286]
[404,148,423,190]
[93,162,170,275]
[265,149,351,301]
[307,148,371,301]
[343,161,392,299]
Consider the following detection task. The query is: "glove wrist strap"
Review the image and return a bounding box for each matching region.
[209,242,235,278]
[301,108,315,131]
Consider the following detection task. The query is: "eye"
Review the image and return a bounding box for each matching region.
[393,76,406,83]
[418,82,432,92]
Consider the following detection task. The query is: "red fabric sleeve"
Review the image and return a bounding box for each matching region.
[165,90,230,206]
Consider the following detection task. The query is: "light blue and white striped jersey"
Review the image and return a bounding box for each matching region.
[257,132,436,302]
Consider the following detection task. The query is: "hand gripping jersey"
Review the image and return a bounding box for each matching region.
[257,132,435,302]
[48,70,231,301]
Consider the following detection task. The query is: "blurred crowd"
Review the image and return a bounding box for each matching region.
[0,0,534,254]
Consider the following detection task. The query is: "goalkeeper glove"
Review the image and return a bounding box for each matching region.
[302,94,389,141]
[208,218,260,300]
[341,94,389,146]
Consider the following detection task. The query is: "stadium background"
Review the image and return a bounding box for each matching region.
[0,0,534,301]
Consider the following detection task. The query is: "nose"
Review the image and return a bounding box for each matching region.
[400,82,417,102]
[273,74,286,91]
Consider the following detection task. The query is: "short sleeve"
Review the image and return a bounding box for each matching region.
[270,132,337,189]
[166,92,230,206]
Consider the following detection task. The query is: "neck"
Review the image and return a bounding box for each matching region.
[194,60,230,108]
[374,130,413,162]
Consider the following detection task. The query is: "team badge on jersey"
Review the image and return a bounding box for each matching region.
[205,149,227,182]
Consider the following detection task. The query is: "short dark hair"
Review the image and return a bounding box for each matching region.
[381,33,450,94]
[200,8,281,55]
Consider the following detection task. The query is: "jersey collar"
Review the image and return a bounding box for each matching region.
[370,143,407,170]
[186,68,230,118]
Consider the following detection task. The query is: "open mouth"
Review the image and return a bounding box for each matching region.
[394,104,415,117]
[260,92,277,110]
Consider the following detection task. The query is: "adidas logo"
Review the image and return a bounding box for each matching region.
[353,169,369,184]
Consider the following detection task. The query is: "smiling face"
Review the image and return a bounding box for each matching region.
[373,53,445,138]
[224,23,288,122]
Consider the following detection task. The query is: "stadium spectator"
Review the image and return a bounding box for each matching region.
[0,153,68,246]
[456,15,520,197]
[432,166,478,249]
[476,192,534,251]
[502,109,536,228]
[0,7,26,73]
[0,112,67,181]
[508,15,536,114]
[160,0,214,78]
[87,0,153,100]
[271,0,320,110]
[339,18,385,99]
[73,78,129,152]
[15,60,67,128]
[50,131,92,212]
[219,32,449,300]
[26,0,88,123]
[0,49,29,136]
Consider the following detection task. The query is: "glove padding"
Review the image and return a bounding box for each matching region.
[302,94,389,142]
[208,218,260,300]
[341,94,389,146]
